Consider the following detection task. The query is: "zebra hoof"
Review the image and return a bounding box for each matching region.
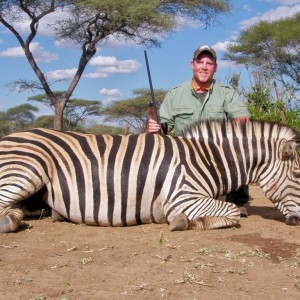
[51,209,65,222]
[169,213,189,231]
[239,206,248,218]
[0,215,21,233]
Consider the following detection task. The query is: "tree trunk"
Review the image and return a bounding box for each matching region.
[53,101,65,130]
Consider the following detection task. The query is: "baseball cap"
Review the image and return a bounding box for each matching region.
[193,45,217,60]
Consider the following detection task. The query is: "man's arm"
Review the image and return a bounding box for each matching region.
[233,115,249,123]
[223,85,250,120]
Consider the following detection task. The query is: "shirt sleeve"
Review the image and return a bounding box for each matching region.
[159,91,175,130]
[223,86,250,119]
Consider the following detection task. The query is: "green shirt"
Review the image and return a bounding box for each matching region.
[159,79,249,135]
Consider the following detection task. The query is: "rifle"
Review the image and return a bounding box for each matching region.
[144,50,168,134]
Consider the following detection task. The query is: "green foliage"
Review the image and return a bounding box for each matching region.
[247,87,300,132]
[29,92,103,131]
[75,0,231,38]
[73,0,173,45]
[6,104,39,123]
[282,110,300,132]
[225,13,300,86]
[0,104,39,137]
[63,98,102,131]
[31,115,54,129]
[28,92,65,111]
[78,122,128,135]
[102,88,167,133]
[233,67,300,133]
[229,73,240,90]
[246,83,274,114]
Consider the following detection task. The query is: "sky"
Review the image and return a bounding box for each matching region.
[0,0,300,118]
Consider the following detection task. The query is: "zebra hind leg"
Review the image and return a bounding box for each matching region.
[169,213,240,231]
[169,213,190,231]
[51,209,65,222]
[18,186,65,222]
[0,208,24,233]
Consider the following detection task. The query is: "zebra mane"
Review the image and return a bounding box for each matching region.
[183,119,300,143]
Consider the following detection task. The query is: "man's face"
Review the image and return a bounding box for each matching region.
[191,53,217,86]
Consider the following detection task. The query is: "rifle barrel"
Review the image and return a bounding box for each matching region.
[144,50,160,124]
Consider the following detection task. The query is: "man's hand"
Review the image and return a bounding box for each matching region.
[234,116,249,124]
[146,117,161,133]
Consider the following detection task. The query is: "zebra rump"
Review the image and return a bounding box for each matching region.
[0,119,300,233]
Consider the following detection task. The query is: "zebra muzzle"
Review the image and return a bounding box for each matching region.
[285,213,300,226]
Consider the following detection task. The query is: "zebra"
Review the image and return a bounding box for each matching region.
[0,119,300,233]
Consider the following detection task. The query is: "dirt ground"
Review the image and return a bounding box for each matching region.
[1,184,300,300]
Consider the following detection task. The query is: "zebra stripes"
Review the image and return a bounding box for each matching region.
[0,120,300,233]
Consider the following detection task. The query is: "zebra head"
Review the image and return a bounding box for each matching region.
[260,136,300,226]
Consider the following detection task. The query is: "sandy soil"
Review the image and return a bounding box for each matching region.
[1,184,300,300]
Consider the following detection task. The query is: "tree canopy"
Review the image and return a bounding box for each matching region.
[0,103,39,136]
[102,88,167,133]
[0,0,231,130]
[224,13,300,87]
[28,91,102,131]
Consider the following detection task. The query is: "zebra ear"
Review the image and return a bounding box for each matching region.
[281,140,296,160]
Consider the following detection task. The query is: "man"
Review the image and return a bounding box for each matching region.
[147,45,250,217]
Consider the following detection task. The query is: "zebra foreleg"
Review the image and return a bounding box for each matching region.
[0,208,24,233]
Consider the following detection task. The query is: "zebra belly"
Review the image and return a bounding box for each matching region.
[48,194,167,227]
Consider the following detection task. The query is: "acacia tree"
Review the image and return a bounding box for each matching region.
[28,92,102,131]
[0,103,39,136]
[224,13,300,124]
[0,0,231,130]
[102,88,167,133]
[225,13,300,91]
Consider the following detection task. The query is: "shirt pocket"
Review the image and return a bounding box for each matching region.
[172,107,194,132]
[205,106,226,120]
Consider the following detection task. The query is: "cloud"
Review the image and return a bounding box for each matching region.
[99,88,122,98]
[0,42,58,63]
[208,42,241,69]
[83,72,109,79]
[212,41,232,52]
[45,68,77,80]
[1,7,80,50]
[174,15,203,29]
[2,7,66,38]
[99,88,123,103]
[85,56,142,78]
[0,46,24,57]
[263,0,300,4]
[216,60,239,69]
[90,56,118,66]
[243,5,252,12]
[44,55,142,81]
[240,4,300,29]
[54,39,80,49]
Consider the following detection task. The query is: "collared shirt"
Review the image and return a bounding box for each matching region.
[192,79,211,93]
[159,79,249,136]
